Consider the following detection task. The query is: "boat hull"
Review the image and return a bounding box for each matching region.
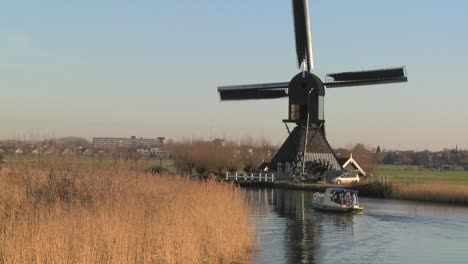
[312,191,364,213]
[312,203,363,213]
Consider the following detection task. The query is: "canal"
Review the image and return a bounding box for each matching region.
[245,188,468,264]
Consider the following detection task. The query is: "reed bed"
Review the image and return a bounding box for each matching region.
[391,182,468,205]
[0,157,254,264]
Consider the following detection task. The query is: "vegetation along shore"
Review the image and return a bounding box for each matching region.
[241,181,468,206]
[0,156,254,263]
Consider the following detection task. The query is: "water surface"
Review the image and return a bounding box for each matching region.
[246,188,468,264]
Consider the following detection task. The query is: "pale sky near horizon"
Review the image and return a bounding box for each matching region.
[1,0,467,151]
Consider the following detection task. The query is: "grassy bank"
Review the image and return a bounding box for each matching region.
[370,165,468,205]
[374,165,468,184]
[0,157,253,264]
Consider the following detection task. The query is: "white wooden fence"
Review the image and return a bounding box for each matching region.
[224,172,275,182]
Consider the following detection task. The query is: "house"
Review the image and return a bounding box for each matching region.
[83,149,94,157]
[45,147,58,155]
[62,147,76,155]
[137,148,151,157]
[32,148,41,155]
[15,148,24,155]
[150,148,160,156]
[337,153,366,176]
[150,148,170,159]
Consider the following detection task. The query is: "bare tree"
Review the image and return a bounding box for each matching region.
[352,144,378,173]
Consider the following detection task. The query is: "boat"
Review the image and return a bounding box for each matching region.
[312,188,364,213]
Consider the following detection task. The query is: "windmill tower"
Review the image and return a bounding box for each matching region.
[217,0,408,180]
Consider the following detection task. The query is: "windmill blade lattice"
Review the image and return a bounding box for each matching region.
[218,82,289,101]
[292,0,314,71]
[324,67,408,88]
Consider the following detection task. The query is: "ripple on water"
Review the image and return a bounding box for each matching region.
[247,189,468,264]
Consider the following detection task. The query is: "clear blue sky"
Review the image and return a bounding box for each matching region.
[1,0,467,150]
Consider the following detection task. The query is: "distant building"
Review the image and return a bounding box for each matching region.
[83,149,93,157]
[150,148,170,159]
[137,148,151,157]
[45,147,58,155]
[62,147,76,156]
[212,138,225,146]
[15,148,24,155]
[93,136,165,148]
[336,153,366,176]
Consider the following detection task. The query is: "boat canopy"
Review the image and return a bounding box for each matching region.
[326,188,359,194]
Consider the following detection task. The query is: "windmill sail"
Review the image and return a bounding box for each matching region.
[292,0,314,71]
[215,0,408,178]
[324,67,408,88]
[218,82,289,101]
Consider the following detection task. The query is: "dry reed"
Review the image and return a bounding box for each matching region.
[391,182,468,205]
[0,157,254,264]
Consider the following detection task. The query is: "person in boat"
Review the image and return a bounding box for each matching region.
[351,193,357,206]
[330,191,337,203]
[345,192,351,206]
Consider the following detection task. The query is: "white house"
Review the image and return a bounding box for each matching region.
[337,153,366,176]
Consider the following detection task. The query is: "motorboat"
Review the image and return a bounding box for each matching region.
[312,188,364,213]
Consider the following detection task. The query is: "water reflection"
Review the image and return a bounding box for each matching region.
[246,188,468,264]
[246,188,357,264]
[273,190,318,264]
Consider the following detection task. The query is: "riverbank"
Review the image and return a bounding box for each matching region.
[237,181,468,206]
[0,157,254,263]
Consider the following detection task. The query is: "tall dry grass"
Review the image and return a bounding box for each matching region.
[392,182,468,205]
[0,157,254,264]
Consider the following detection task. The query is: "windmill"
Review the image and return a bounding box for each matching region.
[217,0,407,180]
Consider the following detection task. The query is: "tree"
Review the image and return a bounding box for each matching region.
[382,152,399,165]
[352,144,378,173]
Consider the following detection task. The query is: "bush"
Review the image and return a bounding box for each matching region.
[149,165,168,175]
